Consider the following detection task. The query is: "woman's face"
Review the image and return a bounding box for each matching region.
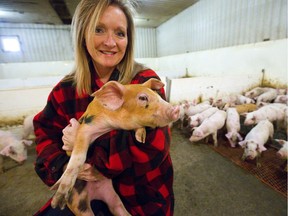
[86,5,128,72]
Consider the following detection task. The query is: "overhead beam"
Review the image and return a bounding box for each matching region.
[49,0,72,24]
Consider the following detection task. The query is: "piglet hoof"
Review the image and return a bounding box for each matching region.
[51,190,70,210]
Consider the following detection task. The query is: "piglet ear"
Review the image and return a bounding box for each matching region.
[135,128,146,143]
[275,139,285,145]
[22,140,33,147]
[193,130,203,137]
[238,141,246,148]
[142,78,164,90]
[257,145,267,152]
[91,81,125,111]
[0,145,12,156]
[241,112,248,117]
[237,133,243,141]
[225,132,232,139]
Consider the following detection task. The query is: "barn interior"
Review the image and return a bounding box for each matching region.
[0,0,287,215]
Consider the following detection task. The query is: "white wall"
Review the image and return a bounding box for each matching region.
[157,0,287,56]
[0,39,287,125]
[138,39,288,103]
[0,61,74,79]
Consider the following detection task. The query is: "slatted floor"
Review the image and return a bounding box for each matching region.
[210,138,287,198]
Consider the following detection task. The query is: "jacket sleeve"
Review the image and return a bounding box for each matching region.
[33,85,70,186]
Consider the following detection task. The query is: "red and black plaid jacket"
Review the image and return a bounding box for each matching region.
[33,69,174,216]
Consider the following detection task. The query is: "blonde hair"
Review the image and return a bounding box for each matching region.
[69,0,137,95]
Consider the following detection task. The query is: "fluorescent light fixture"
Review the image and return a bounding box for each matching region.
[134,17,150,25]
[1,36,21,52]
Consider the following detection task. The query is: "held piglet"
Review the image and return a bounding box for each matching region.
[238,120,274,167]
[50,78,180,216]
[225,108,243,148]
[0,130,33,173]
[189,110,227,146]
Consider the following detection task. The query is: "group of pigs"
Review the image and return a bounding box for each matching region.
[0,114,35,173]
[177,86,287,168]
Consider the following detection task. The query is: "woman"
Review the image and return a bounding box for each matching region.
[33,0,174,215]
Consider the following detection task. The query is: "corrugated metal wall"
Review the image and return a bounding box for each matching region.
[157,0,287,56]
[135,28,157,58]
[0,23,74,63]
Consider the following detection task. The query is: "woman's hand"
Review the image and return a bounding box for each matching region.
[62,118,79,152]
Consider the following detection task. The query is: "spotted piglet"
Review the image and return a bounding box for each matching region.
[239,120,274,167]
[50,78,180,216]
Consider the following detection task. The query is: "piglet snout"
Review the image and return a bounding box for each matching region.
[16,156,26,164]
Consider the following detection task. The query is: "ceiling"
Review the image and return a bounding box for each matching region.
[0,0,198,28]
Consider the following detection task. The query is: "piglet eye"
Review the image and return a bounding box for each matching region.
[139,95,148,101]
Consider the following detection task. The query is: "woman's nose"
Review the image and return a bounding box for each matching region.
[104,34,116,47]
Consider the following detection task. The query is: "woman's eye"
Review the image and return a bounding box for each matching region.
[116,31,126,38]
[95,27,104,34]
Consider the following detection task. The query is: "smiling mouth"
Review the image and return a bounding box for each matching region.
[101,51,116,55]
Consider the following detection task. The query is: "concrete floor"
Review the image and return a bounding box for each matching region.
[171,127,287,216]
[0,126,286,216]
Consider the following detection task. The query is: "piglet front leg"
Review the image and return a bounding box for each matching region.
[50,168,81,209]
[51,130,91,209]
[212,132,218,147]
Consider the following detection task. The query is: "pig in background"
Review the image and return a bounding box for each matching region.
[22,113,36,139]
[273,95,288,104]
[243,103,287,127]
[273,139,288,172]
[189,110,227,147]
[0,129,33,173]
[238,120,274,167]
[173,85,286,169]
[187,107,218,129]
[184,100,212,116]
[255,88,278,106]
[225,108,243,148]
